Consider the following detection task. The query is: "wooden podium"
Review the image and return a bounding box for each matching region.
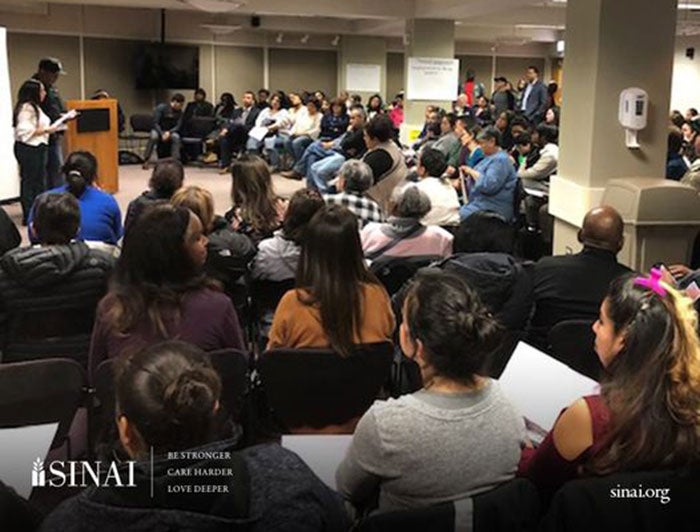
[65,99,119,193]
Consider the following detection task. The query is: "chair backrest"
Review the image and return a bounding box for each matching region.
[541,469,699,532]
[356,478,540,532]
[130,113,153,133]
[370,255,442,296]
[0,358,86,450]
[548,319,603,381]
[251,278,296,318]
[183,116,217,139]
[258,342,393,431]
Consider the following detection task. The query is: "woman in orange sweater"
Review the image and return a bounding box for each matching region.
[268,205,395,356]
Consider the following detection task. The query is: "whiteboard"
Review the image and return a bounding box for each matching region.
[406,57,459,101]
[345,63,381,93]
[0,27,19,201]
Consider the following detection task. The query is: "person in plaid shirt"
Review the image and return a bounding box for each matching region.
[323,159,383,228]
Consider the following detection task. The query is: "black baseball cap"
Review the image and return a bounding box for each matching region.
[494,76,508,83]
[38,58,65,74]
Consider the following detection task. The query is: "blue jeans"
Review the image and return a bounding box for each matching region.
[293,140,334,176]
[246,136,264,153]
[284,135,313,164]
[308,152,346,192]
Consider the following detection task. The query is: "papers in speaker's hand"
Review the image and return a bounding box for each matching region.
[498,342,599,437]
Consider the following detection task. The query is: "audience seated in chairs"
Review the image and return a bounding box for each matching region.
[181,88,214,133]
[428,112,461,169]
[0,193,114,365]
[336,270,526,513]
[227,154,286,245]
[361,187,453,262]
[268,205,394,355]
[41,340,350,532]
[142,93,185,168]
[171,185,256,300]
[519,272,700,502]
[201,92,237,165]
[527,206,632,350]
[88,204,244,379]
[29,151,123,247]
[218,91,260,173]
[407,148,460,227]
[323,159,383,228]
[459,126,518,223]
[281,97,322,172]
[124,158,184,234]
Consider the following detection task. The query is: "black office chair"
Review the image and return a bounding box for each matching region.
[548,319,603,381]
[257,342,393,432]
[481,329,524,379]
[181,116,217,162]
[541,469,699,532]
[249,278,296,347]
[355,478,541,532]
[370,255,442,296]
[0,358,87,456]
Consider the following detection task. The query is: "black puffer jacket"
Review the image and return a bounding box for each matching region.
[0,242,115,362]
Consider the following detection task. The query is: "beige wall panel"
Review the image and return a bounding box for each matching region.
[269,48,337,97]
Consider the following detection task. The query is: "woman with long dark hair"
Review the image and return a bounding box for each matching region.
[13,79,53,224]
[519,271,700,492]
[229,153,286,244]
[88,204,244,377]
[43,341,350,531]
[268,205,394,357]
[29,151,123,245]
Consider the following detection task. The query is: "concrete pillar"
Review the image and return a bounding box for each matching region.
[402,19,455,137]
[551,0,677,254]
[338,35,387,102]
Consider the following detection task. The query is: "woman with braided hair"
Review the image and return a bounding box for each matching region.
[336,269,526,513]
[519,270,700,494]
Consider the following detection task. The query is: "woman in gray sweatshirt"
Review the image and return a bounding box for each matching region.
[336,269,526,514]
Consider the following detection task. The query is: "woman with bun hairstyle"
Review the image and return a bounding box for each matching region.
[519,271,700,494]
[336,270,526,513]
[42,340,350,532]
[88,203,244,378]
[29,150,122,245]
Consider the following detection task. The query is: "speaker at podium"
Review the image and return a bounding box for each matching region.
[65,99,119,193]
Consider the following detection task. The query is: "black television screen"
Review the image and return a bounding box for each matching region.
[135,44,199,90]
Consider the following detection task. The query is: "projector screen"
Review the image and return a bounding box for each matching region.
[0,27,19,201]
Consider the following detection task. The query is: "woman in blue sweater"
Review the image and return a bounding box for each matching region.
[29,151,123,245]
[459,126,517,222]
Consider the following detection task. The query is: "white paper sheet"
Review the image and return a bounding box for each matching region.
[406,57,459,101]
[248,126,269,142]
[282,435,353,489]
[345,63,381,93]
[498,342,599,433]
[0,422,58,499]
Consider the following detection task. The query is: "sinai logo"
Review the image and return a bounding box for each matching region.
[31,457,136,488]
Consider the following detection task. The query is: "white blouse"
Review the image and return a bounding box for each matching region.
[15,103,50,146]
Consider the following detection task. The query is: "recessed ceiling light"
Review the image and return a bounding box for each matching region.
[200,24,242,34]
[180,0,244,14]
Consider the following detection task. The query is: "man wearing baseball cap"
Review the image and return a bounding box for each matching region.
[33,57,68,189]
[492,76,515,116]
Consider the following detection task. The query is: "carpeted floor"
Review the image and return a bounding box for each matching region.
[4,163,307,245]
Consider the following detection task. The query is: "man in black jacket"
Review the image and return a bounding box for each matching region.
[527,206,632,349]
[0,193,114,364]
[142,93,186,168]
[219,90,260,172]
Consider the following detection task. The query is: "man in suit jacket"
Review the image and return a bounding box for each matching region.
[527,206,632,349]
[520,66,548,124]
[219,90,260,171]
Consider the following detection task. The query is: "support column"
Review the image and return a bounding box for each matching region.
[402,19,455,142]
[338,35,387,102]
[551,0,677,255]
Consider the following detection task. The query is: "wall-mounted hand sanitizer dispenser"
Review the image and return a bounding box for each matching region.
[618,88,648,149]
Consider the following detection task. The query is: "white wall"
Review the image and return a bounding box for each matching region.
[671,36,700,113]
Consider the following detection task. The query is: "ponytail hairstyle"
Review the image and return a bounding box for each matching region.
[115,340,222,456]
[589,273,700,474]
[62,151,98,198]
[403,269,502,385]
